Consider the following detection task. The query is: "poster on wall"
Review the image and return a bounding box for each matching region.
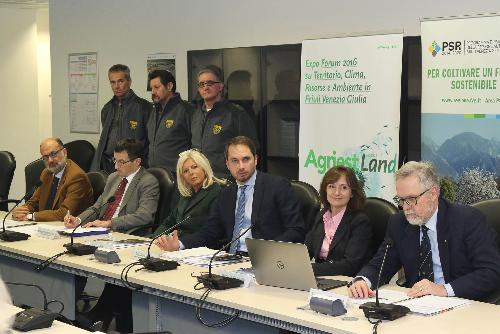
[68,52,99,133]
[299,33,402,200]
[146,53,175,91]
[421,15,500,186]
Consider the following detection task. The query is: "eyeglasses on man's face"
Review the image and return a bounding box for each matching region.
[112,158,133,166]
[393,188,430,207]
[197,80,221,88]
[41,147,64,161]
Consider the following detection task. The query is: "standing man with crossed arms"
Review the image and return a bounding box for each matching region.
[91,64,151,173]
[191,66,258,179]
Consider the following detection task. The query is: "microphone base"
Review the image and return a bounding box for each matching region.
[359,302,410,321]
[139,257,179,272]
[64,243,97,256]
[197,274,243,290]
[0,230,30,242]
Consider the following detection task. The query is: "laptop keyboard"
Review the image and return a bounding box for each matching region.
[315,278,348,291]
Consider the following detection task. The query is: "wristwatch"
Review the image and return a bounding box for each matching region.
[27,213,34,221]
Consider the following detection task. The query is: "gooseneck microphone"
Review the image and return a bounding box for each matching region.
[197,224,253,290]
[139,215,192,271]
[64,196,115,255]
[0,181,42,242]
[359,238,410,321]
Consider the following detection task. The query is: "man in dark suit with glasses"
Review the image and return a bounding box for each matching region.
[348,161,500,302]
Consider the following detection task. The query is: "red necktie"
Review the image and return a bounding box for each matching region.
[101,178,128,220]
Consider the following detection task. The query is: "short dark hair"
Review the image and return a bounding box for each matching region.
[224,136,257,160]
[114,138,144,161]
[108,64,131,81]
[319,166,366,212]
[148,69,176,92]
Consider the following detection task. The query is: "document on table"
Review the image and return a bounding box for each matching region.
[4,219,37,229]
[350,289,470,316]
[395,295,470,316]
[161,247,249,268]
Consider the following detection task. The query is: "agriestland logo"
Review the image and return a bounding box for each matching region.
[428,41,441,57]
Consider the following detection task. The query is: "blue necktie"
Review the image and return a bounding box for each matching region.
[418,226,434,282]
[230,185,248,254]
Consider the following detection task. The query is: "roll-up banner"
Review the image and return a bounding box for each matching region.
[299,33,403,200]
[421,15,500,180]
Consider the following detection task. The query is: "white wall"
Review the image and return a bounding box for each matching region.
[50,0,500,147]
[6,0,498,197]
[0,7,50,199]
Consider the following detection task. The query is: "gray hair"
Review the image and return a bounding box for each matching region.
[197,65,223,82]
[108,64,131,81]
[395,161,440,192]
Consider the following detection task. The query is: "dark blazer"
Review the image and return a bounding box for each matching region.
[358,199,500,301]
[306,210,373,277]
[25,159,93,221]
[90,90,151,172]
[181,172,305,249]
[151,183,222,238]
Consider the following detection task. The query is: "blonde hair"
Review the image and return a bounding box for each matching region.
[176,149,226,197]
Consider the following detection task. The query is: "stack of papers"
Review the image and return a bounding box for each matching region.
[396,295,470,316]
[161,247,249,268]
[349,289,470,316]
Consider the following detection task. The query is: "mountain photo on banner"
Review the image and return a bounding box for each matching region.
[421,113,500,181]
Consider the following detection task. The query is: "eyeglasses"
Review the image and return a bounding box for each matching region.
[326,184,351,192]
[41,147,64,161]
[197,80,221,88]
[112,158,133,166]
[393,188,430,207]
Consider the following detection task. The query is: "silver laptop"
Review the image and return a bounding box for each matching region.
[245,239,348,291]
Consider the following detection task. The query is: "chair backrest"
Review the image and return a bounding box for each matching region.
[86,171,108,203]
[363,197,399,253]
[147,167,176,227]
[0,151,16,211]
[24,158,46,194]
[65,140,95,172]
[471,198,500,250]
[290,180,321,232]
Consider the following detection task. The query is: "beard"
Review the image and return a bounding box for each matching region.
[403,206,435,226]
[47,158,66,174]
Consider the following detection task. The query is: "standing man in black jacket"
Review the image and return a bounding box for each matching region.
[191,66,258,179]
[90,64,151,173]
[147,70,194,172]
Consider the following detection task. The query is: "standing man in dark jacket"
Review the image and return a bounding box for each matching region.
[191,66,258,178]
[90,64,151,173]
[147,70,194,172]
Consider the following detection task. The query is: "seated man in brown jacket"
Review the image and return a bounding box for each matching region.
[12,137,93,222]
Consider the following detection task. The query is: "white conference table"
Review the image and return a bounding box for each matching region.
[0,218,499,333]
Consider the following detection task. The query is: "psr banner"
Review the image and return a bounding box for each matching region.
[299,33,403,200]
[421,15,500,182]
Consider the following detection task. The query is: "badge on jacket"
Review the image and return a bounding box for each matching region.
[129,120,138,129]
[212,124,222,135]
[165,119,174,128]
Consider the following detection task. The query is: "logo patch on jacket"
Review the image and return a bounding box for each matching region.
[129,120,138,129]
[165,119,174,128]
[212,124,222,135]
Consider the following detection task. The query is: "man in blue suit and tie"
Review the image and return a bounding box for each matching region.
[348,161,500,302]
[158,136,305,253]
